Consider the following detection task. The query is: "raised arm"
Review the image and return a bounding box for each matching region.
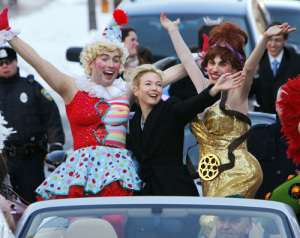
[160,12,209,93]
[0,9,77,104]
[240,23,295,100]
[162,63,187,87]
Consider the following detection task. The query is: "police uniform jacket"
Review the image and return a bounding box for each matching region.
[0,69,65,148]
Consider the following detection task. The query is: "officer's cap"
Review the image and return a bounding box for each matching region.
[0,46,17,60]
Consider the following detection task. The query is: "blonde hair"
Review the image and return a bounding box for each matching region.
[131,64,164,88]
[80,40,126,78]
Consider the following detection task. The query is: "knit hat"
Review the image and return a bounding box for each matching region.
[94,9,129,64]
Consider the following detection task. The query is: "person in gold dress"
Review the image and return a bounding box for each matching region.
[160,12,295,198]
[161,12,296,238]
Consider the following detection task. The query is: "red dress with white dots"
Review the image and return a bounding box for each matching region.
[35,77,141,200]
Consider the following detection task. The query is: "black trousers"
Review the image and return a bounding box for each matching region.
[7,152,45,204]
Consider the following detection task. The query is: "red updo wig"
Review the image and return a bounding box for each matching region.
[201,21,248,72]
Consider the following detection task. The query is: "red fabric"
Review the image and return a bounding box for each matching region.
[103,214,126,238]
[0,8,10,31]
[201,33,209,53]
[36,181,133,201]
[37,181,129,238]
[66,92,107,150]
[65,92,129,150]
[277,74,300,165]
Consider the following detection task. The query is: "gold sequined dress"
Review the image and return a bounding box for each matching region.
[190,104,262,198]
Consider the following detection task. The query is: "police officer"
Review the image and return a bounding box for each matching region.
[0,46,65,203]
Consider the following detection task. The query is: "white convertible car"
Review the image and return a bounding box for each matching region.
[15,196,300,238]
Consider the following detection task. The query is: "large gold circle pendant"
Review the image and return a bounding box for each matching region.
[198,153,220,181]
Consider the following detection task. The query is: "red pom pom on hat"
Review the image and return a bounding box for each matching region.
[113,9,129,26]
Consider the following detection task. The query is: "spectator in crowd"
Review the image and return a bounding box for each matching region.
[247,87,299,199]
[121,26,139,82]
[0,46,65,203]
[249,21,300,114]
[137,46,155,65]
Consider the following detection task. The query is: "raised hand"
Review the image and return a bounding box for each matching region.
[264,22,296,38]
[0,8,10,31]
[160,11,180,33]
[214,71,245,92]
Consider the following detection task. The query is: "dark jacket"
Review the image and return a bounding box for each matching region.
[0,69,65,147]
[169,75,198,100]
[249,47,300,114]
[0,69,65,203]
[247,116,299,199]
[127,85,219,196]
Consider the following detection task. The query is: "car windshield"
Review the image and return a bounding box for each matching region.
[20,204,293,238]
[127,14,254,60]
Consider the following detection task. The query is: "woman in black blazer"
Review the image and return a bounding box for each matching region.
[126,64,244,196]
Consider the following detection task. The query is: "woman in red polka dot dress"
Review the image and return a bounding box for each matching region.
[0,8,142,200]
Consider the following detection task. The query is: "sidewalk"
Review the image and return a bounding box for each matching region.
[0,0,51,17]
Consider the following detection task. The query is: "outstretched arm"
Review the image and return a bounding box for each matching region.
[241,23,296,100]
[0,9,77,104]
[162,63,187,87]
[160,12,209,93]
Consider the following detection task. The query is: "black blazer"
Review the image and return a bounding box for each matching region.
[247,116,299,199]
[127,85,219,196]
[249,47,300,114]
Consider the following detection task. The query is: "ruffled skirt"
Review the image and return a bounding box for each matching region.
[35,145,142,200]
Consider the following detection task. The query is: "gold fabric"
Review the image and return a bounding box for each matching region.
[190,104,263,198]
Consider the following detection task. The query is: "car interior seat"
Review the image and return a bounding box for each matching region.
[33,226,66,238]
[63,218,118,238]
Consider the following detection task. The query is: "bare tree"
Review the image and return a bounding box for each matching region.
[88,0,97,30]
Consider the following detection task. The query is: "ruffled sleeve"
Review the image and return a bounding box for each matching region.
[277,74,300,165]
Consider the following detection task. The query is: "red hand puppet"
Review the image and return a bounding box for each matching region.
[0,8,11,31]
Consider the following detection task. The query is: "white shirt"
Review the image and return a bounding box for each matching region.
[268,49,284,70]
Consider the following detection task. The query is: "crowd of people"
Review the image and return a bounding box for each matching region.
[0,5,299,237]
